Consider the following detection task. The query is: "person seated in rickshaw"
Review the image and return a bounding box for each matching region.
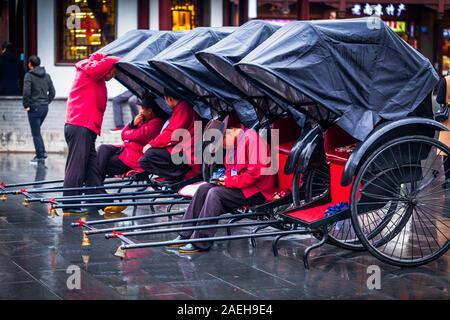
[139,88,201,183]
[89,94,167,216]
[170,124,275,254]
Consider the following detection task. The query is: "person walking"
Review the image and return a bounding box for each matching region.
[63,52,119,215]
[0,42,23,96]
[110,90,139,132]
[22,55,55,163]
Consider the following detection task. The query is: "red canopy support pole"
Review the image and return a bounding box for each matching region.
[138,0,150,29]
[159,0,172,30]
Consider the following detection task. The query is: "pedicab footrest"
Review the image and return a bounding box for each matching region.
[280,202,350,229]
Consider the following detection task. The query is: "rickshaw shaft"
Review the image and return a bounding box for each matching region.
[85,212,268,235]
[71,210,186,228]
[106,219,280,238]
[120,229,310,250]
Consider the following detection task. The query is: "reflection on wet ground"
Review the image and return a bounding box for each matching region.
[0,154,448,300]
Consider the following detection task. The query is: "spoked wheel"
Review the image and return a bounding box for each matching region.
[292,164,330,207]
[293,164,363,250]
[351,136,450,267]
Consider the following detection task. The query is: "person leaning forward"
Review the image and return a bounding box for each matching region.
[63,52,119,215]
[139,88,201,183]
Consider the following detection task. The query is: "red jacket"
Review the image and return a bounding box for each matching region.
[148,100,200,165]
[118,117,166,171]
[224,129,275,202]
[65,53,120,136]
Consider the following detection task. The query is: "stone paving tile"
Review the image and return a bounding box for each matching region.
[0,281,61,300]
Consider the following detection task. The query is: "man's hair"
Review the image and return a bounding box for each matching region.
[1,42,14,53]
[163,87,183,101]
[28,55,41,67]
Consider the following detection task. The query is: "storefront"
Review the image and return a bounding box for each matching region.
[2,0,450,97]
[247,1,450,75]
[0,0,225,97]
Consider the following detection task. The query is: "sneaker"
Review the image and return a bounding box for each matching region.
[109,127,123,133]
[178,243,209,254]
[29,156,45,164]
[166,236,188,248]
[43,152,48,159]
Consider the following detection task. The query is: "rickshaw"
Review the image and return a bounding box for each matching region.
[235,17,449,267]
[93,18,449,268]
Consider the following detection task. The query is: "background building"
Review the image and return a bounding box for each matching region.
[0,0,449,155]
[1,0,450,97]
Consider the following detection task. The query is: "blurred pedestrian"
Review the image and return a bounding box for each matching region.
[111,90,139,132]
[0,42,23,96]
[23,55,55,164]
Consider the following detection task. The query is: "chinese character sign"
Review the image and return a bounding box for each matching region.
[351,3,406,17]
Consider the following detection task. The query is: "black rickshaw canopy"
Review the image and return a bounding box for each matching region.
[237,17,439,140]
[97,29,156,58]
[150,27,260,126]
[114,31,187,114]
[196,20,287,123]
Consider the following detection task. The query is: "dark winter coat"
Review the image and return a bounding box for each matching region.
[22,66,55,108]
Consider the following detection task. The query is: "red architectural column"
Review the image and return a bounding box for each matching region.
[26,0,37,56]
[297,0,310,20]
[138,0,150,29]
[159,0,172,30]
[223,0,230,26]
[238,0,248,26]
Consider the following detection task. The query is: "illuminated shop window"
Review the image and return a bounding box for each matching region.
[56,0,117,64]
[172,0,197,31]
[443,29,450,75]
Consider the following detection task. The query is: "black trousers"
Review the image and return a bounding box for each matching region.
[179,183,265,249]
[139,148,189,181]
[63,124,103,197]
[97,145,131,180]
[27,105,48,158]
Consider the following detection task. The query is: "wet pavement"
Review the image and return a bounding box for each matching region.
[0,154,449,300]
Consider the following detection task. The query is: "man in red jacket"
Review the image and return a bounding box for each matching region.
[63,52,119,214]
[170,126,275,254]
[139,88,200,183]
